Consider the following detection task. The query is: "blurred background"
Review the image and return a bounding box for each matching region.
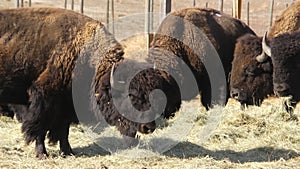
[0,0,296,36]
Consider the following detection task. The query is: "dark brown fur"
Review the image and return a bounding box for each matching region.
[230,2,300,108]
[0,7,182,158]
[271,31,300,106]
[230,34,273,106]
[148,8,255,109]
[0,7,103,158]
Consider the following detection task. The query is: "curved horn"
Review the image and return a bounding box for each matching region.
[262,31,271,56]
[256,31,271,62]
[110,63,115,88]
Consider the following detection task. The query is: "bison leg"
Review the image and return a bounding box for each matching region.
[35,132,48,159]
[201,82,212,110]
[58,124,73,156]
[0,105,14,118]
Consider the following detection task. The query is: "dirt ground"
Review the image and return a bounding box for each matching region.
[0,0,299,169]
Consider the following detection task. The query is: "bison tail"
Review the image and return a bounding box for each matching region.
[21,85,51,144]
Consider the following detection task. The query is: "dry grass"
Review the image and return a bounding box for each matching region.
[0,98,299,169]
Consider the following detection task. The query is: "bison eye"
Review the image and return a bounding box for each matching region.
[245,66,257,76]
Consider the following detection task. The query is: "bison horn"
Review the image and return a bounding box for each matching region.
[256,31,271,62]
[262,31,271,57]
[110,63,115,88]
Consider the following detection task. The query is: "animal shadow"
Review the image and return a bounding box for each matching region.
[73,139,299,163]
[164,141,300,163]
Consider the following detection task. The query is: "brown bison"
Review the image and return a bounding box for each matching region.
[230,1,300,108]
[0,7,181,158]
[148,8,255,109]
[230,33,273,107]
[266,31,300,109]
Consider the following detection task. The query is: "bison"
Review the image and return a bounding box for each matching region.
[148,8,255,110]
[230,1,300,108]
[267,31,300,109]
[0,7,181,158]
[230,33,273,107]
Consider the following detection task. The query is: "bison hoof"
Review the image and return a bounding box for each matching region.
[36,152,49,159]
[59,149,74,157]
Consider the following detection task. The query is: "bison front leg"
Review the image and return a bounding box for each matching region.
[201,81,212,110]
[35,133,48,159]
[58,124,73,156]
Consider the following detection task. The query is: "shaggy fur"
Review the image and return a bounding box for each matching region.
[230,34,273,106]
[148,8,255,109]
[271,31,300,105]
[93,60,181,137]
[0,7,182,158]
[268,1,300,39]
[230,2,300,109]
[0,7,101,158]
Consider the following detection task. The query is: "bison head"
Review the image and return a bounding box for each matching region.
[230,34,273,108]
[270,32,300,101]
[94,59,181,138]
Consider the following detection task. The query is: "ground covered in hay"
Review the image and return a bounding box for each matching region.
[0,98,299,169]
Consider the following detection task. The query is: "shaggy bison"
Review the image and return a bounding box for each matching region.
[230,33,273,107]
[148,8,255,109]
[0,7,181,158]
[268,31,300,108]
[230,1,300,108]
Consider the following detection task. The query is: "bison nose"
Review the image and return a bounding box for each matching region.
[139,122,156,134]
[274,83,290,96]
[230,88,240,99]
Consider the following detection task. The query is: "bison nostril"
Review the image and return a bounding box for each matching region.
[139,123,155,134]
[274,83,290,96]
[231,92,239,98]
[230,89,240,99]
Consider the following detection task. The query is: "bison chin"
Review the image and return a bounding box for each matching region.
[230,87,264,109]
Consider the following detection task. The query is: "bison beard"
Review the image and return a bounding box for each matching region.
[0,7,182,158]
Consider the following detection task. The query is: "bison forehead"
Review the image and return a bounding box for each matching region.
[234,34,263,58]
